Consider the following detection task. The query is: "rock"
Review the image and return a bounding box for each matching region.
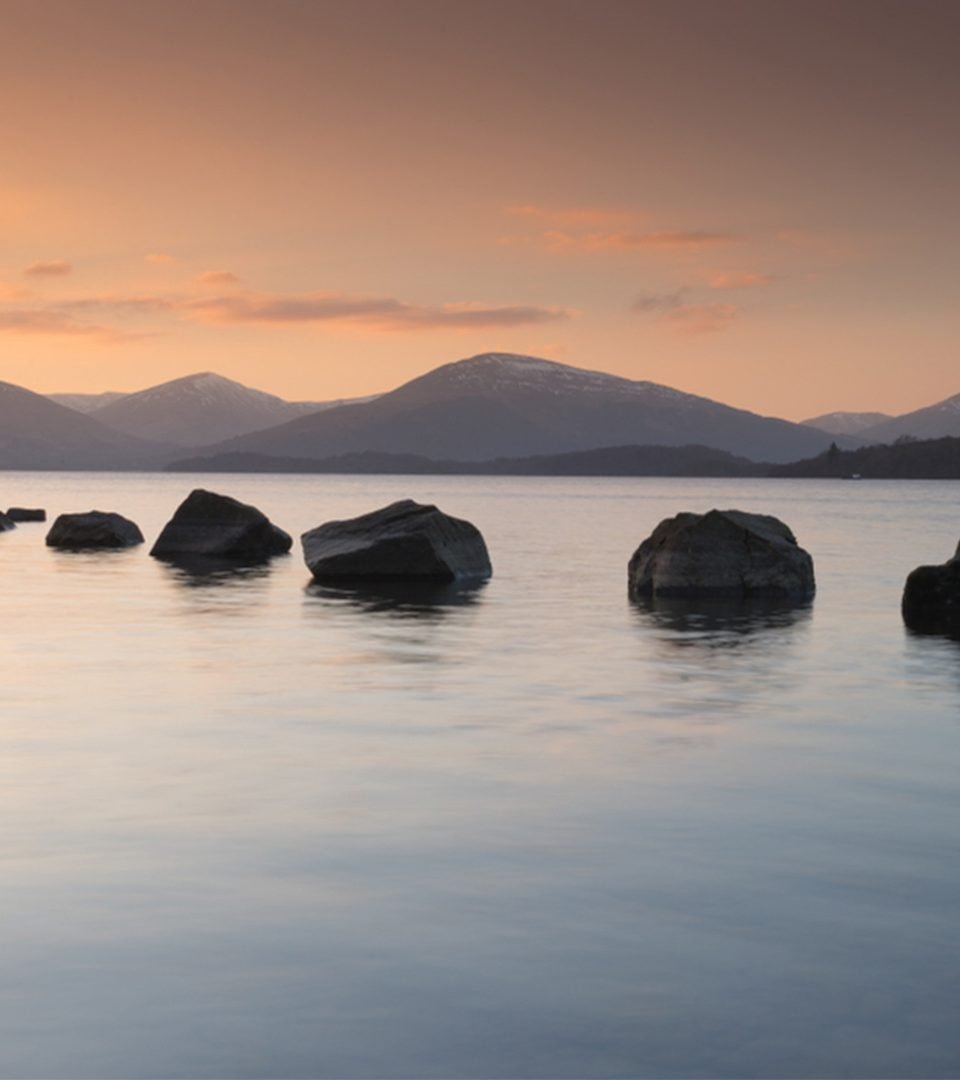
[302,499,492,581]
[45,511,144,549]
[150,488,292,560]
[902,542,960,634]
[0,511,14,532]
[6,507,46,522]
[628,508,815,599]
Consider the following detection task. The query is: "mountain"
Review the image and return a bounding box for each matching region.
[801,410,892,436]
[85,372,328,446]
[48,391,128,414]
[178,353,852,466]
[0,381,167,469]
[856,392,960,443]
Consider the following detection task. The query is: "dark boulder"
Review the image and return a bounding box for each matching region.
[0,511,14,532]
[6,507,45,522]
[46,511,144,550]
[150,488,291,560]
[302,499,492,582]
[629,508,815,599]
[902,542,960,635]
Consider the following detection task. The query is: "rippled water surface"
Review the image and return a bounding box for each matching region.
[1,473,959,1078]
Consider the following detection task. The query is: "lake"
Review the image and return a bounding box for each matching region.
[1,472,958,1078]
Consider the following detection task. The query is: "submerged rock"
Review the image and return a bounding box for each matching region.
[0,511,14,532]
[6,507,45,522]
[628,508,815,600]
[46,511,144,550]
[150,488,292,560]
[902,542,960,635]
[302,499,492,582]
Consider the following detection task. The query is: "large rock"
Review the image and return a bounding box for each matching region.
[0,511,14,532]
[150,488,292,560]
[46,511,144,549]
[902,542,960,634]
[628,509,815,599]
[6,507,46,522]
[302,499,492,581]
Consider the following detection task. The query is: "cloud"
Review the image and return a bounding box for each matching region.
[196,270,240,285]
[546,230,738,253]
[188,292,569,331]
[661,303,737,335]
[0,282,30,300]
[0,308,114,338]
[632,289,687,313]
[709,271,772,290]
[23,259,72,277]
[145,253,176,265]
[505,204,640,228]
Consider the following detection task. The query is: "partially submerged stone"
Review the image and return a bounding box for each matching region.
[46,511,144,550]
[302,499,492,582]
[628,508,815,600]
[150,488,292,560]
[0,511,14,532]
[6,507,46,522]
[902,541,960,635]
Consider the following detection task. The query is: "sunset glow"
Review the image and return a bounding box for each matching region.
[1,0,957,417]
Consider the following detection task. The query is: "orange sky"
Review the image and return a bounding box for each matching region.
[1,0,958,420]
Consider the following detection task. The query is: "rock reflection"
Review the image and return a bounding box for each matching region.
[305,578,488,620]
[157,555,275,590]
[632,594,813,644]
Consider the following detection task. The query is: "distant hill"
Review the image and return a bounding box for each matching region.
[770,434,960,479]
[87,372,326,446]
[48,390,127,414]
[190,352,849,465]
[167,443,763,477]
[801,410,892,436]
[857,392,960,443]
[0,381,167,469]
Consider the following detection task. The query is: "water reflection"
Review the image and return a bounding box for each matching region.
[156,555,276,590]
[305,578,488,619]
[632,593,813,644]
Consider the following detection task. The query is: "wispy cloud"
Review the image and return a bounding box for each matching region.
[0,308,118,339]
[545,230,738,253]
[709,271,772,290]
[189,292,569,331]
[661,303,737,335]
[505,204,641,229]
[196,270,240,285]
[23,259,72,278]
[632,289,688,313]
[145,253,176,265]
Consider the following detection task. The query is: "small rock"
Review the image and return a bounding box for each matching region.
[46,511,144,550]
[0,511,15,532]
[6,507,46,522]
[150,488,292,560]
[302,499,492,581]
[629,508,815,599]
[902,542,960,635]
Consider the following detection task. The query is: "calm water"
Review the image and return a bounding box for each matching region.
[1,472,958,1079]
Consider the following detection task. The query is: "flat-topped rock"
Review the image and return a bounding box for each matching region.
[302,499,492,582]
[902,541,960,635]
[6,507,46,522]
[629,508,815,599]
[46,511,144,550]
[150,488,292,560]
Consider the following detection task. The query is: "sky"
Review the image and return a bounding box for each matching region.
[0,0,957,420]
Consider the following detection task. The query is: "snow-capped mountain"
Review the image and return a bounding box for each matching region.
[800,411,892,437]
[0,382,166,469]
[856,393,960,443]
[87,372,340,446]
[182,352,851,465]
